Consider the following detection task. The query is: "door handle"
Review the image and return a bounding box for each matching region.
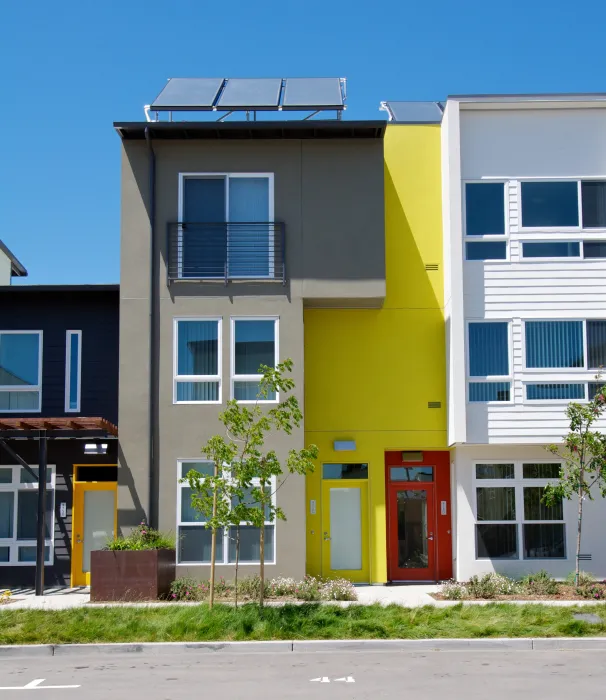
[76,534,82,544]
[427,532,434,541]
[323,532,331,541]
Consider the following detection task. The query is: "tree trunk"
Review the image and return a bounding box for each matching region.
[234,526,240,609]
[259,523,265,608]
[576,468,584,586]
[209,464,219,609]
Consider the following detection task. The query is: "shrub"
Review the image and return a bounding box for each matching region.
[321,578,357,601]
[466,573,519,599]
[566,571,596,586]
[268,577,297,597]
[576,583,606,600]
[295,575,323,601]
[106,521,175,551]
[0,590,11,605]
[440,579,467,600]
[170,577,208,602]
[236,576,271,599]
[520,570,560,596]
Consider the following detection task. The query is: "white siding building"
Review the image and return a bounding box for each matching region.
[442,94,606,580]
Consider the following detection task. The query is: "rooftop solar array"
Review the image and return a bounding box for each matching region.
[380,101,444,124]
[149,77,346,118]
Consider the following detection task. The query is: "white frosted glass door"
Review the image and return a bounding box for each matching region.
[83,490,115,572]
[329,488,362,570]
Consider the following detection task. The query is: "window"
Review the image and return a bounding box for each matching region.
[474,462,565,560]
[521,182,579,227]
[526,384,585,401]
[525,321,583,369]
[0,465,55,566]
[465,183,505,236]
[0,331,42,413]
[323,464,368,479]
[177,460,276,565]
[587,321,606,369]
[522,242,580,258]
[231,318,278,402]
[65,331,82,412]
[521,180,606,229]
[468,322,510,402]
[179,173,274,279]
[466,241,507,261]
[173,319,221,403]
[584,241,606,258]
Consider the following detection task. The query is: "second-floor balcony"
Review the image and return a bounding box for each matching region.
[167,222,286,284]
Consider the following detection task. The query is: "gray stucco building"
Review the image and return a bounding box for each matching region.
[115,118,385,579]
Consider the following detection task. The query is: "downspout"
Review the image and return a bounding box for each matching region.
[145,126,158,528]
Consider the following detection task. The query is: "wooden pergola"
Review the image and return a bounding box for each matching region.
[0,416,118,595]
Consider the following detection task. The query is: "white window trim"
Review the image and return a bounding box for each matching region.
[176,459,277,566]
[473,461,566,561]
[177,172,275,280]
[230,316,279,404]
[463,180,510,262]
[173,317,222,405]
[466,320,513,404]
[0,330,43,413]
[64,330,82,413]
[520,240,582,262]
[518,177,606,234]
[0,464,55,566]
[523,381,588,405]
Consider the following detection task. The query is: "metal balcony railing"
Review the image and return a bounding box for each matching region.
[167,222,286,284]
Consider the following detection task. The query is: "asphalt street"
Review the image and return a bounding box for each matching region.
[0,648,605,699]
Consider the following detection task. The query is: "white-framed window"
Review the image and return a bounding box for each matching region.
[173,318,222,404]
[177,460,276,565]
[230,317,278,403]
[178,173,275,280]
[65,331,82,413]
[523,319,606,371]
[520,180,606,230]
[463,181,508,261]
[0,465,55,566]
[467,321,511,402]
[473,461,565,561]
[520,240,606,260]
[0,331,43,413]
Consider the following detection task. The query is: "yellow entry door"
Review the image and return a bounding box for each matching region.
[71,476,117,586]
[321,480,369,583]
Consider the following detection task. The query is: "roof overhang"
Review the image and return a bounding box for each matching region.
[0,417,118,439]
[114,120,386,141]
[448,93,606,111]
[0,240,27,278]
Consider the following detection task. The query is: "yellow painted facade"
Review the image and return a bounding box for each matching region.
[304,124,446,583]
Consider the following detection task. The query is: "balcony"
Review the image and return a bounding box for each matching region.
[167,222,286,284]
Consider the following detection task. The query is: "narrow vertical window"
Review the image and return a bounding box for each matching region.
[65,331,81,413]
[174,319,221,403]
[231,318,278,402]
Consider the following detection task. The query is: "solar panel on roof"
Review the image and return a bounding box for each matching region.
[282,78,343,108]
[150,78,225,110]
[384,102,443,123]
[217,78,282,108]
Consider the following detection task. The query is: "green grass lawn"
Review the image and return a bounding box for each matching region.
[1,603,606,645]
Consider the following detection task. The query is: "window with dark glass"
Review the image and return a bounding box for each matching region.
[587,320,606,369]
[526,384,585,401]
[323,464,368,479]
[465,183,505,236]
[232,319,277,401]
[476,464,514,479]
[523,463,561,479]
[466,241,507,261]
[174,319,220,402]
[525,321,584,368]
[522,242,580,258]
[389,466,433,482]
[583,241,606,258]
[521,182,579,227]
[581,181,606,228]
[0,331,42,412]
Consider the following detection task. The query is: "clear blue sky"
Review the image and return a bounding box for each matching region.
[2,0,605,284]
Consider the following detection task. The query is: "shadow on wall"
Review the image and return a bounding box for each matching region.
[117,442,148,535]
[383,167,441,311]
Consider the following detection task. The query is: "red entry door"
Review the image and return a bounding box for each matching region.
[388,482,436,581]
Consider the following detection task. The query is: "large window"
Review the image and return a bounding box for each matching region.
[464,183,507,261]
[0,465,54,566]
[65,331,82,413]
[0,331,42,413]
[525,321,584,369]
[474,462,565,560]
[231,318,278,402]
[521,180,606,229]
[468,322,510,402]
[177,461,275,565]
[179,173,274,279]
[173,319,221,404]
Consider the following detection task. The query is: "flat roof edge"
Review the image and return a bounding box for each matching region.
[0,284,119,293]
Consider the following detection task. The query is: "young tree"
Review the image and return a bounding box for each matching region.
[543,380,606,585]
[185,359,318,607]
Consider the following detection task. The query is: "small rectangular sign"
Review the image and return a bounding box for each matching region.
[59,502,67,518]
[441,500,447,516]
[310,499,316,515]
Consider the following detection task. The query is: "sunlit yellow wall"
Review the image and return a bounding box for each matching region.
[304,125,447,582]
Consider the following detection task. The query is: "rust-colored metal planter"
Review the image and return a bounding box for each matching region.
[90,549,176,601]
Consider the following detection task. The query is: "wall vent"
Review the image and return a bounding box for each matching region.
[425,263,439,271]
[578,553,592,561]
[428,401,442,409]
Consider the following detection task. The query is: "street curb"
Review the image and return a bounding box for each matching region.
[4,637,606,657]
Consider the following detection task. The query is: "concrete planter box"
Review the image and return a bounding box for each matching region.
[90,549,176,602]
